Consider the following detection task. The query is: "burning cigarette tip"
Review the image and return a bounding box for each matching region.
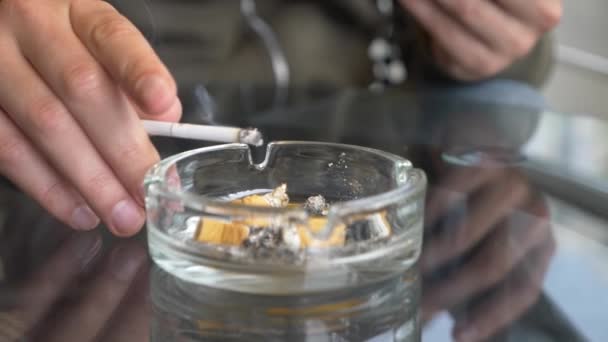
[239,128,264,147]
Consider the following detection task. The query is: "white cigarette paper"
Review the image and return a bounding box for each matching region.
[142,120,264,146]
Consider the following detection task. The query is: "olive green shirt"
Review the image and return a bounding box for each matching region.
[111,0,554,90]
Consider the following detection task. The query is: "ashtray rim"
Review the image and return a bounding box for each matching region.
[144,141,427,269]
[145,141,425,217]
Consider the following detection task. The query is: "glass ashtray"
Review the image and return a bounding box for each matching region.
[144,141,426,295]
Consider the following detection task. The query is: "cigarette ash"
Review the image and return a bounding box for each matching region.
[304,195,329,215]
[263,184,289,208]
[238,128,264,146]
[242,224,301,261]
[242,227,282,250]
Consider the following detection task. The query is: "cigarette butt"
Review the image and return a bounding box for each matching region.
[267,299,363,316]
[232,195,271,207]
[196,218,250,245]
[298,217,346,248]
[229,193,279,227]
[238,216,273,228]
[194,185,352,248]
[307,217,332,233]
[370,211,392,238]
[231,184,289,208]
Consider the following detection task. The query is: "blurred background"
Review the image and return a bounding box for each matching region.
[483,3,608,341]
[544,0,608,118]
[532,0,608,181]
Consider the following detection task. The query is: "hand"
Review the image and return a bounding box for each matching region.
[399,0,562,81]
[0,232,149,342]
[0,0,181,236]
[421,164,555,342]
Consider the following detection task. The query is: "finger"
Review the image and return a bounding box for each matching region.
[70,1,180,119]
[0,31,144,236]
[421,171,530,273]
[42,243,146,342]
[422,200,550,318]
[425,166,501,231]
[0,109,99,230]
[452,237,555,342]
[11,233,101,333]
[98,268,150,342]
[13,0,160,198]
[11,2,160,234]
[399,0,507,79]
[435,0,537,58]
[495,0,563,32]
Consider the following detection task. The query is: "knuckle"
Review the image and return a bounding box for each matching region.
[0,136,27,165]
[116,135,158,181]
[124,59,157,87]
[537,3,562,30]
[85,171,116,194]
[90,14,135,46]
[39,180,67,209]
[6,0,40,22]
[117,141,143,162]
[29,98,69,134]
[62,62,105,100]
[117,136,153,165]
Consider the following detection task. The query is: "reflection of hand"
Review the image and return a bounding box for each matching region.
[0,0,181,236]
[421,165,555,342]
[0,232,148,342]
[399,0,562,80]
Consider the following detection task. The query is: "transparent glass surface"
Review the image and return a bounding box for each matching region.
[144,141,426,295]
[2,83,607,342]
[150,264,421,342]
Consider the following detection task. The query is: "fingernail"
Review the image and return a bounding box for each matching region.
[111,199,145,236]
[109,244,145,281]
[455,325,479,342]
[136,76,173,115]
[71,205,100,230]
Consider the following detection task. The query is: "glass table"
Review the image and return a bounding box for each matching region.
[0,80,606,341]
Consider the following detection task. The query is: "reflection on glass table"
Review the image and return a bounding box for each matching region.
[0,230,149,342]
[0,79,605,342]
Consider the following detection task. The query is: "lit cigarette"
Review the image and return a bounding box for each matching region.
[142,120,264,146]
